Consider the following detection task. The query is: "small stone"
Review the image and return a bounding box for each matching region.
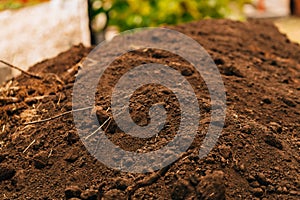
[218,145,231,159]
[262,97,272,104]
[250,181,260,188]
[247,175,256,182]
[205,156,215,164]
[80,189,98,200]
[223,65,244,77]
[267,185,275,193]
[64,131,80,145]
[276,186,283,193]
[270,60,278,66]
[33,158,46,169]
[251,188,264,197]
[239,163,245,172]
[64,102,73,111]
[269,122,282,133]
[290,190,299,195]
[282,98,296,107]
[0,165,16,181]
[241,124,252,134]
[102,189,126,200]
[255,173,270,186]
[171,179,194,200]
[114,178,131,190]
[220,156,226,164]
[65,186,82,199]
[0,154,7,163]
[181,68,194,76]
[277,186,288,194]
[196,171,225,200]
[273,166,280,171]
[264,134,283,150]
[214,58,225,65]
[189,175,199,186]
[33,151,48,169]
[64,152,79,163]
[282,186,288,193]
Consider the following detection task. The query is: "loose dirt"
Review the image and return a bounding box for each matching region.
[0,19,299,199]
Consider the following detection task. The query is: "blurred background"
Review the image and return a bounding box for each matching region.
[0,0,299,83]
[87,0,297,42]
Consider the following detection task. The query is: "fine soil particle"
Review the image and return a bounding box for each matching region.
[0,19,300,199]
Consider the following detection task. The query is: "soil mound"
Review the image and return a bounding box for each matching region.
[0,19,299,199]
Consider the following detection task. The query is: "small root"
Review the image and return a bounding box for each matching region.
[126,165,171,199]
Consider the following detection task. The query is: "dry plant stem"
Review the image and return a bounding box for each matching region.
[47,73,64,85]
[24,106,93,125]
[24,95,49,103]
[0,60,42,80]
[91,117,112,155]
[64,59,84,80]
[67,59,84,74]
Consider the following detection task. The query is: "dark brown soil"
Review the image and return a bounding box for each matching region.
[0,19,299,200]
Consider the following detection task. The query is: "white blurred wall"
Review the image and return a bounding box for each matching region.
[0,0,90,84]
[244,0,290,18]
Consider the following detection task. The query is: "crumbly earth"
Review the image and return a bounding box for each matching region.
[0,19,299,200]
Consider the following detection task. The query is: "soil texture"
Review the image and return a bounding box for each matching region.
[0,19,299,199]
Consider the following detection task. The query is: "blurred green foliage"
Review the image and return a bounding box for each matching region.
[89,0,251,31]
[0,0,49,11]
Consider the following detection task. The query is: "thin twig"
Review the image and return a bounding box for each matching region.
[0,60,42,79]
[1,125,5,133]
[24,106,93,125]
[84,117,111,140]
[66,59,84,74]
[92,114,112,155]
[23,139,36,153]
[57,93,62,106]
[48,148,53,158]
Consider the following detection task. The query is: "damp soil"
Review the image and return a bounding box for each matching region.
[0,19,299,200]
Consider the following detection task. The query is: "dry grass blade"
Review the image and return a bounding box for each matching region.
[24,95,49,104]
[24,106,93,125]
[0,60,42,79]
[84,117,111,140]
[23,139,36,153]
